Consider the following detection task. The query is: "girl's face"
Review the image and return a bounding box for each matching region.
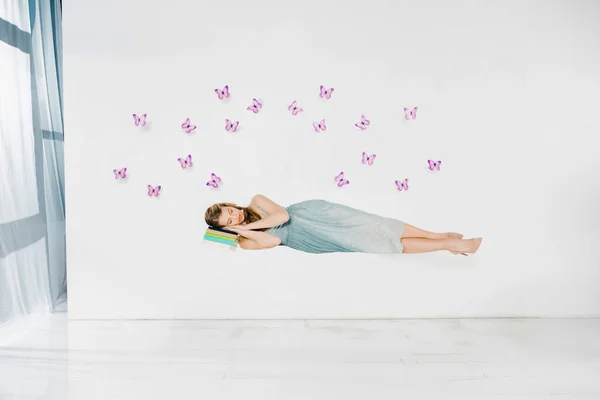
[218,206,244,227]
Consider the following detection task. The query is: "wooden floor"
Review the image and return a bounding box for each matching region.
[2,309,600,399]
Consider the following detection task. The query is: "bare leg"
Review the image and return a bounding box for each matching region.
[401,223,463,240]
[401,237,483,255]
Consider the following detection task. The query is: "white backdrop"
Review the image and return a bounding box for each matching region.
[64,0,600,319]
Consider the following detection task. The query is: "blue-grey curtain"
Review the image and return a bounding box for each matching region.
[0,0,65,335]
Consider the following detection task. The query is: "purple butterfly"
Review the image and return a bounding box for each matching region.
[319,85,334,99]
[395,179,409,192]
[177,154,193,169]
[214,85,230,100]
[361,152,376,166]
[355,114,370,130]
[147,185,162,197]
[132,113,147,127]
[225,119,239,133]
[206,173,222,188]
[428,160,441,171]
[313,119,326,133]
[334,171,350,187]
[247,98,263,113]
[181,118,197,134]
[288,100,303,116]
[113,167,127,179]
[404,107,418,120]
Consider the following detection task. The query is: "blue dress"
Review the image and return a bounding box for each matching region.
[256,199,405,254]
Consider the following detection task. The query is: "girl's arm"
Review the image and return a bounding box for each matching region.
[228,226,281,249]
[243,194,289,230]
[238,238,276,250]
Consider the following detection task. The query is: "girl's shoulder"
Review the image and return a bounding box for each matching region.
[248,203,269,217]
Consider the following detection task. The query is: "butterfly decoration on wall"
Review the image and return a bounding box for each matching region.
[206,173,222,189]
[214,85,230,100]
[132,113,147,127]
[395,179,409,192]
[177,154,193,169]
[288,100,303,116]
[147,185,162,197]
[404,107,418,120]
[355,114,370,130]
[181,118,197,134]
[334,171,350,187]
[113,168,127,179]
[247,98,263,113]
[361,152,376,166]
[225,119,239,133]
[319,85,334,99]
[428,160,442,171]
[121,90,439,202]
[313,119,326,133]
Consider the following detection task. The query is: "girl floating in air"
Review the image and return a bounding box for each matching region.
[205,195,483,255]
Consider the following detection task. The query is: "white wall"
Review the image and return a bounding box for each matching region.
[64,0,600,319]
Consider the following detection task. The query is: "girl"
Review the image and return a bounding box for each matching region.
[204,194,482,255]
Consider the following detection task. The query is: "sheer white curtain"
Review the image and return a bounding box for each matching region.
[0,0,64,339]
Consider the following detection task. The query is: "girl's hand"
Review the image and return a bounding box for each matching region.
[225,225,255,239]
[228,224,250,231]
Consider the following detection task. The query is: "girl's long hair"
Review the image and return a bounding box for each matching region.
[204,202,267,231]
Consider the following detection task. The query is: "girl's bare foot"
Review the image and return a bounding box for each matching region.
[450,237,483,256]
[471,237,483,253]
[446,233,464,254]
